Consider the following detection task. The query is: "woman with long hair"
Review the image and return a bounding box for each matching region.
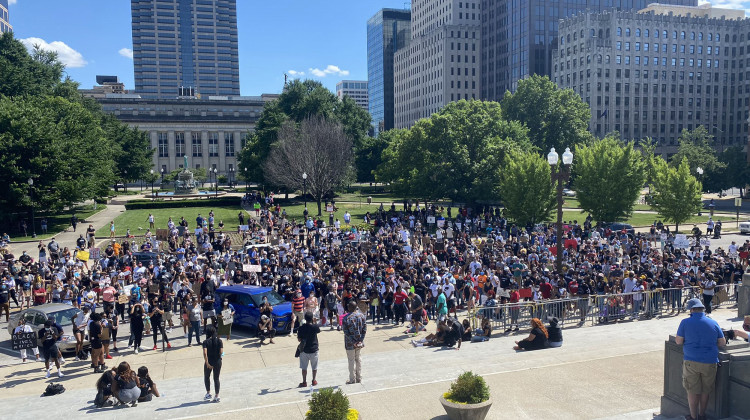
[111,362,141,407]
[513,318,549,351]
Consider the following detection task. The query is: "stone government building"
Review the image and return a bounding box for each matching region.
[94,92,278,178]
[552,3,750,157]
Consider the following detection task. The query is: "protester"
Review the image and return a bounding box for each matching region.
[94,367,117,408]
[186,296,202,346]
[297,311,320,387]
[471,317,492,343]
[675,298,726,420]
[217,298,235,341]
[202,324,223,403]
[547,317,563,348]
[137,366,161,402]
[39,319,63,378]
[112,362,140,407]
[342,301,366,384]
[13,318,39,363]
[258,315,276,344]
[514,318,549,351]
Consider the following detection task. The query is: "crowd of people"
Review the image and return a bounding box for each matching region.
[0,194,748,407]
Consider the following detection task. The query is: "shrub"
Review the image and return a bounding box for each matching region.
[306,388,350,420]
[445,371,490,404]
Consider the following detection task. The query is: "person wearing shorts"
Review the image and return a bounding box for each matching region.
[297,312,320,387]
[676,298,726,420]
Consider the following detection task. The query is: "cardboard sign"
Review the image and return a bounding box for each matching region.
[118,294,129,304]
[148,284,160,295]
[221,309,233,325]
[89,248,100,260]
[12,331,37,351]
[674,234,690,249]
[76,250,89,262]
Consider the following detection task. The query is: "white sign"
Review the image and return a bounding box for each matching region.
[736,197,742,207]
[437,219,445,228]
[427,216,436,224]
[326,205,334,213]
[239,225,249,231]
[221,309,233,325]
[674,234,690,249]
[699,238,711,247]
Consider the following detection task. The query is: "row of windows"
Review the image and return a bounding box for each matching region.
[157,132,241,158]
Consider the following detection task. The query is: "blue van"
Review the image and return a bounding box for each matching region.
[214,285,293,334]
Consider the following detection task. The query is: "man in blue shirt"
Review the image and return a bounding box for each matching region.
[675,298,726,420]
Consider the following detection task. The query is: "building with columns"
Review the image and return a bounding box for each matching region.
[97,94,278,180]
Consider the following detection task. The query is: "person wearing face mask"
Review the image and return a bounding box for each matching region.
[292,289,305,333]
[217,298,235,341]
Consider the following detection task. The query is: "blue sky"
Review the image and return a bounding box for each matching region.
[6,1,749,95]
[6,0,409,95]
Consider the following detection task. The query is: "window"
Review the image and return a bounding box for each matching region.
[626,28,631,37]
[175,133,185,156]
[224,132,235,156]
[208,132,219,157]
[617,27,622,37]
[192,133,202,157]
[158,132,168,158]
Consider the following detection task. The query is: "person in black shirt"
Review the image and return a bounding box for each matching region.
[200,280,217,327]
[89,312,106,373]
[514,318,549,351]
[547,316,563,347]
[202,325,223,403]
[149,299,171,350]
[297,312,320,387]
[443,318,464,349]
[39,319,63,378]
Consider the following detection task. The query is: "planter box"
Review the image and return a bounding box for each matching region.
[439,396,492,420]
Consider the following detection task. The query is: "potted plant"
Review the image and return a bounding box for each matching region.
[306,387,360,420]
[440,371,492,420]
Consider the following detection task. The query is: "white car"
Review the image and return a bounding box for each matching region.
[562,188,576,197]
[739,221,750,234]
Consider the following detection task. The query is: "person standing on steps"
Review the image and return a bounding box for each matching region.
[297,312,320,388]
[202,325,223,403]
[342,301,366,384]
[675,298,726,420]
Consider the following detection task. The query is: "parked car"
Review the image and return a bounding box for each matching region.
[605,223,636,236]
[7,304,89,352]
[562,188,576,197]
[739,221,750,234]
[214,285,293,334]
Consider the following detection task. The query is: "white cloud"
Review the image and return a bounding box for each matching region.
[308,64,350,78]
[119,47,133,59]
[8,0,17,5]
[288,70,305,76]
[20,37,87,68]
[700,0,750,14]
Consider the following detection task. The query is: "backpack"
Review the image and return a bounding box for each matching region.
[43,383,65,396]
[77,349,88,360]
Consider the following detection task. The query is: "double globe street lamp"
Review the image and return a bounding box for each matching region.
[548,147,574,276]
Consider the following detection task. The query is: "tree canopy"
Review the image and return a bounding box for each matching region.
[0,32,154,225]
[376,99,530,204]
[501,75,593,153]
[497,150,555,225]
[572,135,647,222]
[238,79,371,185]
[651,159,703,232]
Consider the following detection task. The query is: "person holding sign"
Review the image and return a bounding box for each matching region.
[13,318,39,363]
[217,299,235,341]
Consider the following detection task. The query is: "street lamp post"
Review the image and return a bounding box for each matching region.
[548,147,574,276]
[302,172,308,210]
[244,167,248,193]
[28,178,36,238]
[229,167,234,189]
[150,169,155,199]
[213,168,218,197]
[160,168,165,190]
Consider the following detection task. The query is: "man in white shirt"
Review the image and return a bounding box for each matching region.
[701,275,717,314]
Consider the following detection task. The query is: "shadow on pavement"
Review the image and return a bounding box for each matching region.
[155,400,211,411]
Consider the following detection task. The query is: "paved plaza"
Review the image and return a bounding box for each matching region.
[0,302,744,419]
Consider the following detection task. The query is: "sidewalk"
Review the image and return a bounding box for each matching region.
[0,306,741,419]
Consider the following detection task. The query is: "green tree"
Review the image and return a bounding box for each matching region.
[356,129,402,182]
[501,75,593,152]
[0,32,64,98]
[376,99,530,204]
[102,114,154,184]
[705,146,750,195]
[573,135,647,222]
[671,126,725,192]
[238,79,371,185]
[497,150,555,225]
[651,160,703,232]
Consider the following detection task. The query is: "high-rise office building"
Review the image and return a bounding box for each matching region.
[394,0,481,129]
[367,8,411,136]
[552,4,748,156]
[480,0,698,101]
[336,80,369,111]
[0,0,12,33]
[130,0,240,99]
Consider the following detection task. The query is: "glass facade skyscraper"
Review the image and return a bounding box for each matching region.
[131,0,240,99]
[367,9,411,136]
[0,0,11,33]
[480,0,698,100]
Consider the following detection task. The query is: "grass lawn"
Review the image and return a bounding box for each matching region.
[557,209,733,228]
[277,201,381,224]
[96,206,246,237]
[561,197,653,212]
[9,204,107,241]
